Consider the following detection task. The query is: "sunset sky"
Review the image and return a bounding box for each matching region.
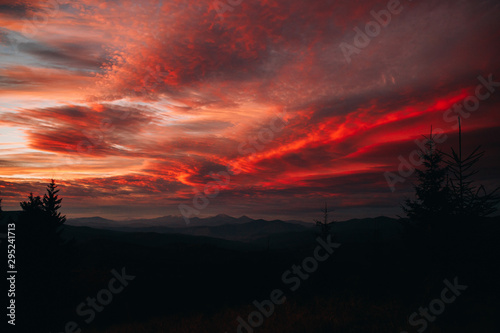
[1,0,500,221]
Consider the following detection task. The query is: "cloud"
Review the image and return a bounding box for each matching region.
[0,0,499,220]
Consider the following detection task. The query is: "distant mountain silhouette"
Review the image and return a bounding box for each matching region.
[67,214,310,229]
[3,211,406,246]
[61,224,252,251]
[66,215,308,241]
[65,214,403,243]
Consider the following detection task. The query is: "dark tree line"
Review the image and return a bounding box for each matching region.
[402,118,499,233]
[1,180,76,330]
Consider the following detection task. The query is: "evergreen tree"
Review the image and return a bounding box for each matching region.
[43,179,67,230]
[17,180,75,331]
[402,128,451,231]
[444,117,500,220]
[314,202,336,240]
[19,181,69,243]
[20,192,43,215]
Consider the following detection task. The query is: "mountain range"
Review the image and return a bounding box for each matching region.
[66,214,403,243]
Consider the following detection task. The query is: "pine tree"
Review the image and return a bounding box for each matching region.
[444,117,500,220]
[17,181,75,331]
[43,179,67,230]
[314,202,336,240]
[19,193,45,235]
[20,192,43,213]
[402,127,451,231]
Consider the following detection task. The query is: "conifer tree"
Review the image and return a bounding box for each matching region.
[43,179,67,230]
[315,202,336,240]
[444,117,499,219]
[402,128,451,230]
[20,192,43,213]
[17,180,74,331]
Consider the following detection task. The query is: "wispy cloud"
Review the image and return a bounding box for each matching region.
[1,0,499,219]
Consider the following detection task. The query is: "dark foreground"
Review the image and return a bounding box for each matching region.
[2,214,499,333]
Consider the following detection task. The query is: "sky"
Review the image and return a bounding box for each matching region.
[1,0,500,221]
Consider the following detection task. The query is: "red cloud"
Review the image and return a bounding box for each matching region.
[1,0,500,220]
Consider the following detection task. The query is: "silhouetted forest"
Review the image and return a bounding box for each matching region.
[1,122,499,332]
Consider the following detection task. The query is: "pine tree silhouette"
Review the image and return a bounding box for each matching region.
[42,179,68,240]
[17,180,75,331]
[314,202,336,240]
[402,127,451,231]
[20,192,43,211]
[443,117,500,220]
